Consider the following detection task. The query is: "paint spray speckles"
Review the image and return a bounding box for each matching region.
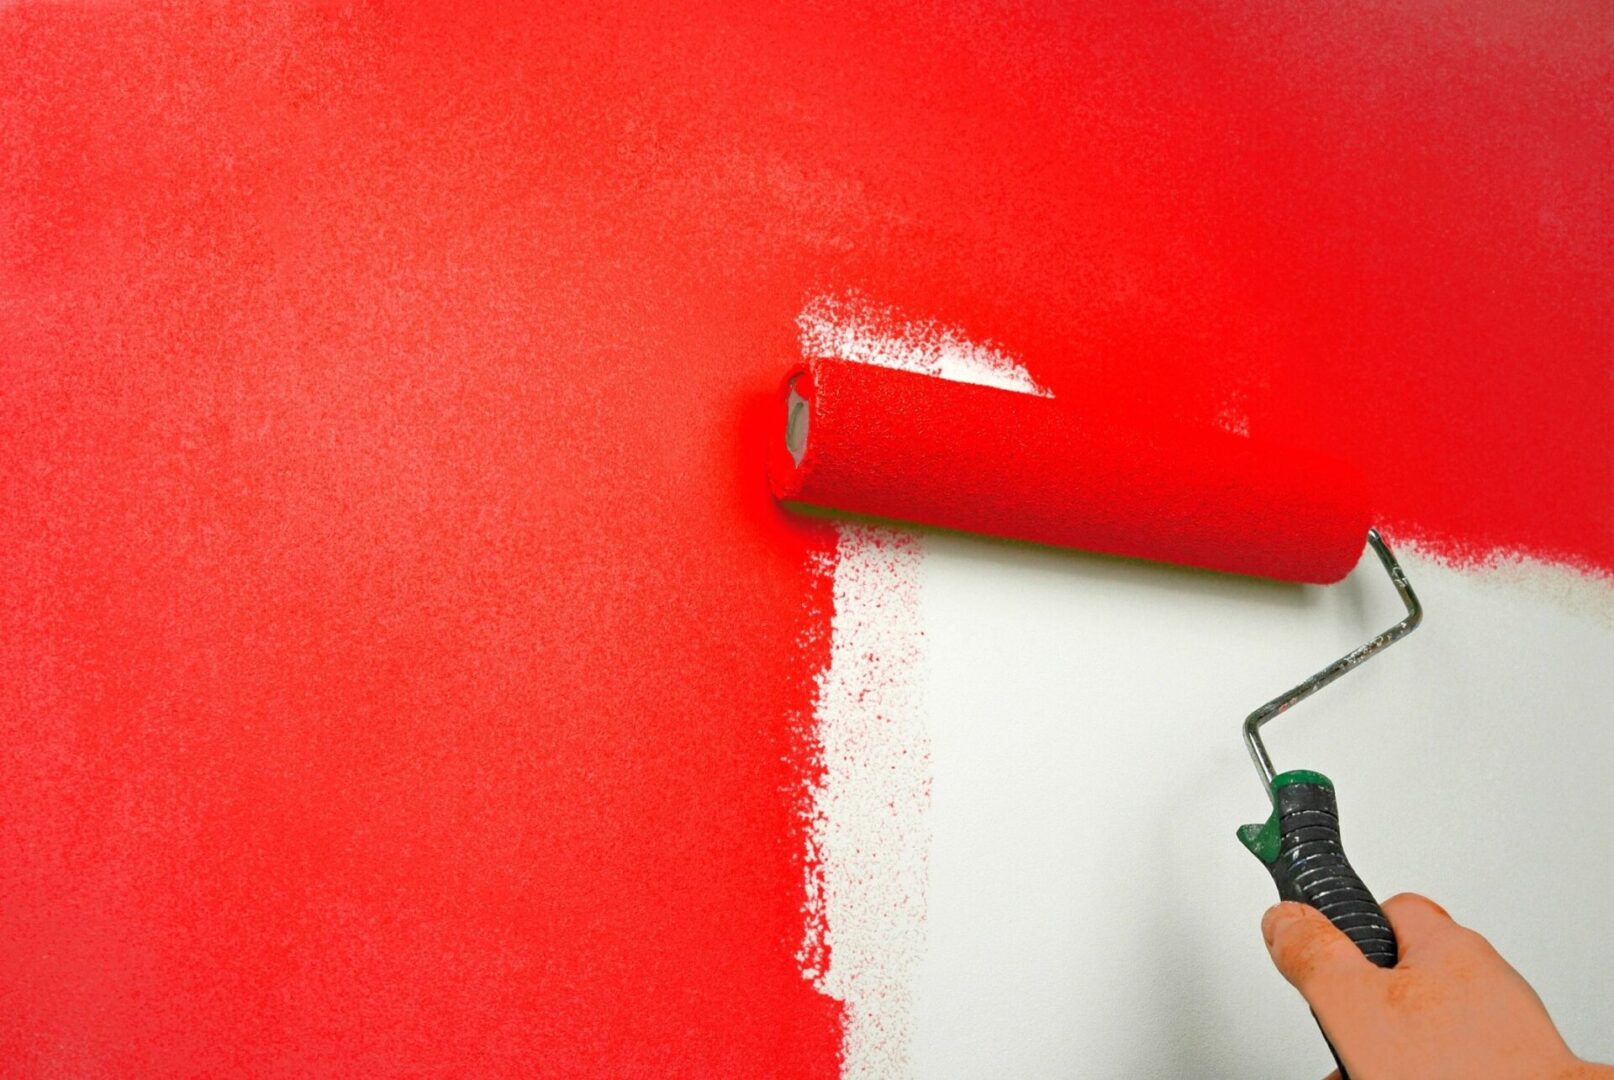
[802,524,927,1078]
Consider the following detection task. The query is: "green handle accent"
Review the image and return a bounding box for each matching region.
[1235,814,1281,866]
[1236,769,1334,865]
[1272,768,1334,791]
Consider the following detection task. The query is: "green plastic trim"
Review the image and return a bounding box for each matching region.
[1272,768,1334,791]
[1236,770,1336,864]
[1236,812,1282,865]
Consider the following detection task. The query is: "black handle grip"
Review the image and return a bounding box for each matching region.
[1264,779,1397,968]
[1239,772,1396,1079]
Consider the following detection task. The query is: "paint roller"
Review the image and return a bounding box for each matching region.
[770,355,1423,1075]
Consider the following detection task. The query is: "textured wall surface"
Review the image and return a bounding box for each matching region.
[3,4,1608,1076]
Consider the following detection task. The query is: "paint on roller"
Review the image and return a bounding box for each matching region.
[798,292,1052,398]
[798,296,1047,1076]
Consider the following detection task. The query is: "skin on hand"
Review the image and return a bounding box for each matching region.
[1262,893,1612,1080]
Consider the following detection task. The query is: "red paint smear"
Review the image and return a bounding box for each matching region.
[773,358,1370,583]
[1,3,1607,1075]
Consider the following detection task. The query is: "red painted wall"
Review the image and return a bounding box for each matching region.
[3,3,1607,1075]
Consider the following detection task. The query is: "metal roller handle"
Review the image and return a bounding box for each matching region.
[1242,528,1421,794]
[1236,528,1423,1078]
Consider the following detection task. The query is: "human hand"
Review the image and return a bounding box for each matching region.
[1262,893,1612,1080]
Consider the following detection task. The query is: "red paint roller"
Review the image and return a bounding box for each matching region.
[769,355,1370,583]
[767,354,1425,1080]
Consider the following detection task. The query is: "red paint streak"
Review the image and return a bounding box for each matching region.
[1,3,1607,1075]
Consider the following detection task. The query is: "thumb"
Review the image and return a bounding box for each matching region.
[1262,901,1377,1002]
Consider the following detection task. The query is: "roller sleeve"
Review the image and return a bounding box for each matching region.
[769,357,1370,584]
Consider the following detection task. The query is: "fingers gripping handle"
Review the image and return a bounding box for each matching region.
[1239,770,1398,967]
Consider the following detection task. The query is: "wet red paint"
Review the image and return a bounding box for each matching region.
[1,3,1607,1075]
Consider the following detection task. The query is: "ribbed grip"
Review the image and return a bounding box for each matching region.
[1265,780,1397,968]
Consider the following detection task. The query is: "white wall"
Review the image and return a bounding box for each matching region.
[819,529,1614,1079]
[796,301,1614,1078]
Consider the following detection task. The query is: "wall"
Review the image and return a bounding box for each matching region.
[911,542,1614,1077]
[3,4,1608,1077]
[814,484,1614,1078]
